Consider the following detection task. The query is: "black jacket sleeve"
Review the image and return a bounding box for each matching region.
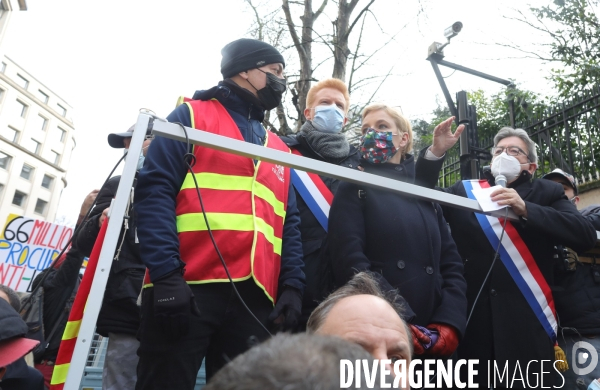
[584,211,600,231]
[135,105,195,281]
[429,204,467,337]
[524,180,597,253]
[415,146,446,189]
[76,176,120,257]
[328,181,417,321]
[277,182,306,293]
[44,245,85,291]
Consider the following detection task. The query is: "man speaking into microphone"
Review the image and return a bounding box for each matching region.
[415,124,597,387]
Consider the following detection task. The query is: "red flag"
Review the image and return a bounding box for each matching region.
[50,218,108,389]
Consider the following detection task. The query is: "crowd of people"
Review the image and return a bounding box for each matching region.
[1,37,600,390]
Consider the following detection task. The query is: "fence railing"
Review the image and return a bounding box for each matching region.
[438,86,600,187]
[79,334,206,390]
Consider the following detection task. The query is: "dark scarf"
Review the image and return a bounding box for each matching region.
[299,120,350,161]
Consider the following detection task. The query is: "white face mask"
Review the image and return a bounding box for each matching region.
[137,154,145,171]
[491,152,529,183]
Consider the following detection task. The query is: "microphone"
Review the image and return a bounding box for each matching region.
[495,174,507,188]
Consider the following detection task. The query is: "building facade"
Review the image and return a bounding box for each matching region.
[0,0,76,226]
[0,55,75,226]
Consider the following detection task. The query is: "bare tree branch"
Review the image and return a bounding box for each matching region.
[347,11,366,94]
[346,0,375,39]
[246,0,264,40]
[314,0,328,20]
[365,65,395,103]
[495,45,555,61]
[282,0,306,58]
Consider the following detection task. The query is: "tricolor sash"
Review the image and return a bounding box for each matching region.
[290,149,334,232]
[463,179,558,343]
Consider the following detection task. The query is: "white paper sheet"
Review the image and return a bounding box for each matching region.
[471,185,508,212]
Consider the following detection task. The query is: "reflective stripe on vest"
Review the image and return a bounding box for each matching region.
[144,99,290,303]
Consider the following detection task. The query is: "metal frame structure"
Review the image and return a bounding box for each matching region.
[427,44,515,180]
[64,114,149,389]
[426,49,515,126]
[64,112,519,388]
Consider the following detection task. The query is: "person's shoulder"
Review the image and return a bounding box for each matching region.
[529,178,570,204]
[532,177,563,193]
[107,175,122,185]
[344,146,361,165]
[102,175,122,192]
[166,102,193,124]
[348,144,360,154]
[580,204,600,217]
[280,134,299,147]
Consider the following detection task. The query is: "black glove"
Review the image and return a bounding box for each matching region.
[153,269,199,339]
[268,286,302,331]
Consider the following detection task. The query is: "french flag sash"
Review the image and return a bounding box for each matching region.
[290,149,334,232]
[463,179,558,343]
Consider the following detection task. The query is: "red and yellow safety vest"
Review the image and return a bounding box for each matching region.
[145,99,290,303]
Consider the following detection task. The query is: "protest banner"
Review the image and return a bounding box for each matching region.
[0,213,73,292]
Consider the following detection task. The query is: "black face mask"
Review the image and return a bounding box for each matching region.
[249,69,286,110]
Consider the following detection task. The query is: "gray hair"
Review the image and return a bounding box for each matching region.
[204,333,384,390]
[0,284,21,312]
[493,127,538,164]
[307,271,413,356]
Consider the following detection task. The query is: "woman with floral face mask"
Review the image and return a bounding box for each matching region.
[327,103,468,359]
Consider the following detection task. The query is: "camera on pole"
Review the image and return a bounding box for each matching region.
[428,21,463,58]
[426,22,515,180]
[444,22,463,40]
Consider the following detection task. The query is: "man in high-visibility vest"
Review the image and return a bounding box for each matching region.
[134,38,305,389]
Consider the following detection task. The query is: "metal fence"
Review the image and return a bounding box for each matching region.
[518,87,600,185]
[79,334,107,390]
[78,334,206,390]
[438,86,600,187]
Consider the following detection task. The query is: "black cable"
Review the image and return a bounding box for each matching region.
[426,207,509,388]
[174,121,272,337]
[21,152,127,308]
[466,206,510,327]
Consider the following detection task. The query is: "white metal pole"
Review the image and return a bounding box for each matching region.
[150,118,518,220]
[63,114,151,389]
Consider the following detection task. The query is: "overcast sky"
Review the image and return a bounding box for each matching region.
[2,0,555,224]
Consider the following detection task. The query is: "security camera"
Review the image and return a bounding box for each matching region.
[427,21,464,59]
[443,22,463,40]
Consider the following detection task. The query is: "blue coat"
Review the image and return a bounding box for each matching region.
[134,82,305,293]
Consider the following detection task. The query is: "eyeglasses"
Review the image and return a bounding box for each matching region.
[491,146,529,159]
[144,134,155,140]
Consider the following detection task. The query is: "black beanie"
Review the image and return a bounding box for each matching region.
[221,38,285,79]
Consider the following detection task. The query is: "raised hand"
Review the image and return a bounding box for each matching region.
[430,117,465,157]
